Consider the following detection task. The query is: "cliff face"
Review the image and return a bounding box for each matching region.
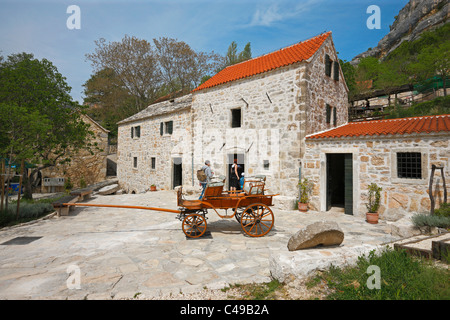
[352,0,449,64]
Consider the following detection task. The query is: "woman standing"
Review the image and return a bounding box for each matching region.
[230,159,240,193]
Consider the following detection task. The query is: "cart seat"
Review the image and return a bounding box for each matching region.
[202,182,224,199]
[177,186,204,209]
[243,180,265,195]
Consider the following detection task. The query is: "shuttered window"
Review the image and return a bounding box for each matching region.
[333,107,337,126]
[333,61,340,81]
[326,104,331,124]
[325,54,332,77]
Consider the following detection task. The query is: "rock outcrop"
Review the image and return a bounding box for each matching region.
[352,0,449,64]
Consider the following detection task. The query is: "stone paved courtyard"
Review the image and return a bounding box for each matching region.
[0,190,401,300]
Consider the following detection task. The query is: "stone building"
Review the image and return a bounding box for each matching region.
[117,31,349,198]
[117,94,192,193]
[40,114,109,192]
[303,114,450,219]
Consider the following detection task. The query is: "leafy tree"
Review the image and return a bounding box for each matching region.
[0,53,94,199]
[85,35,161,113]
[153,37,221,94]
[222,41,252,69]
[83,68,135,142]
[410,41,449,96]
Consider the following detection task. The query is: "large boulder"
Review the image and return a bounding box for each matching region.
[287,221,344,251]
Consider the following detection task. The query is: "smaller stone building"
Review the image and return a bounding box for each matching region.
[40,114,109,192]
[303,114,450,220]
[117,94,192,193]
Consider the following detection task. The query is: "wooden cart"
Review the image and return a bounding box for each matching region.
[176,175,277,238]
[61,176,277,239]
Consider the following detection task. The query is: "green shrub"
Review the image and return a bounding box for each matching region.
[0,202,54,228]
[411,213,450,228]
[315,248,450,300]
[435,202,450,218]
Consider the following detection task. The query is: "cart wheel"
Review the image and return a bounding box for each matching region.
[182,213,207,238]
[240,203,274,237]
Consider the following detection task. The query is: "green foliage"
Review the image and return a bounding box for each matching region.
[0,52,94,175]
[345,23,450,99]
[435,202,450,218]
[0,202,54,228]
[298,178,313,204]
[366,183,382,213]
[315,248,450,300]
[223,41,252,68]
[411,213,450,229]
[384,96,450,119]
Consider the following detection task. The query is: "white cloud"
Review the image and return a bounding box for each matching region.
[248,0,322,27]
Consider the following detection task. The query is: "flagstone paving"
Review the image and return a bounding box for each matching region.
[0,190,401,300]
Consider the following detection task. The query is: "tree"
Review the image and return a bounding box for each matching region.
[0,53,94,199]
[222,41,252,69]
[410,41,449,96]
[83,67,135,141]
[153,37,222,94]
[85,35,161,113]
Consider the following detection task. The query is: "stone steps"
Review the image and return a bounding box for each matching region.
[389,232,450,261]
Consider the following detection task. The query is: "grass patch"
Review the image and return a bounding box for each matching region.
[310,247,450,300]
[222,279,283,300]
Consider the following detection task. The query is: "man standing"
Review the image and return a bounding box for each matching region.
[199,160,213,199]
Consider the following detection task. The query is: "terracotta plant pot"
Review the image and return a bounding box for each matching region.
[298,202,308,212]
[150,186,157,192]
[366,212,379,224]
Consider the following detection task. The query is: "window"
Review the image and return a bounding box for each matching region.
[160,121,173,135]
[333,106,337,126]
[397,152,422,179]
[263,160,270,170]
[151,157,156,169]
[325,54,332,77]
[231,108,241,128]
[326,104,331,124]
[133,157,138,168]
[131,126,141,138]
[333,61,340,81]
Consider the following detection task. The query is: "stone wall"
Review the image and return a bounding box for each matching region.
[41,115,109,191]
[303,134,450,220]
[191,36,348,198]
[117,107,192,193]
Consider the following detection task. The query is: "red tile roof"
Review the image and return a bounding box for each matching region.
[306,115,450,139]
[193,32,331,92]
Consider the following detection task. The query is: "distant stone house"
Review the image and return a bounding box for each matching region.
[117,94,192,193]
[40,114,109,192]
[117,31,349,197]
[303,114,450,219]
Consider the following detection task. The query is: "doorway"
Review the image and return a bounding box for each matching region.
[326,153,353,215]
[227,153,244,190]
[173,157,182,189]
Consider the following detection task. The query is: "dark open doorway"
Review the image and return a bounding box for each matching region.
[173,157,182,189]
[326,153,353,215]
[227,153,244,190]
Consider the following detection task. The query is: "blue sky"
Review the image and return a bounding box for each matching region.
[0,0,409,103]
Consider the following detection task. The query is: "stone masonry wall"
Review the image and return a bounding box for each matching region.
[41,115,109,191]
[117,108,192,193]
[303,134,450,220]
[192,64,302,196]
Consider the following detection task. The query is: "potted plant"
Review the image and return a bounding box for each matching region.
[366,183,382,224]
[298,178,313,212]
[150,184,157,192]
